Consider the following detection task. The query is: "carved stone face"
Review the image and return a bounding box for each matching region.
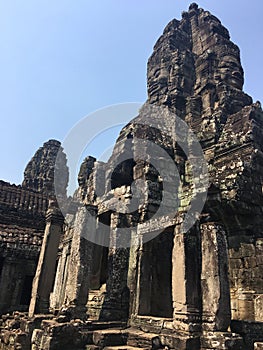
[148,50,195,105]
[217,54,244,90]
[147,59,169,103]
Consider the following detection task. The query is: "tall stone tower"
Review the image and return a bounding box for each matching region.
[22,139,68,197]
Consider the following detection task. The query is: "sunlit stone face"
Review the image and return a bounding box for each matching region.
[217,55,244,90]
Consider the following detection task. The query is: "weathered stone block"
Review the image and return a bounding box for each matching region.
[255,295,263,322]
[241,244,256,258]
[93,329,128,347]
[238,299,255,320]
[256,255,263,266]
[201,331,244,350]
[229,258,243,269]
[244,257,257,269]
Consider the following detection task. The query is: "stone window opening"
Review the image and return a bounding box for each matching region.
[20,275,34,306]
[111,159,136,190]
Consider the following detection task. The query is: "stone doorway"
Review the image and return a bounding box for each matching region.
[138,228,174,318]
[20,275,34,306]
[89,214,111,290]
[87,214,110,319]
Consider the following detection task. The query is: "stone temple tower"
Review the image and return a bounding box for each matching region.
[0,3,263,350]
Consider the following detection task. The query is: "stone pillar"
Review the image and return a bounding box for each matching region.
[100,212,130,321]
[172,223,202,333]
[135,234,153,317]
[29,199,64,316]
[61,205,96,319]
[200,222,244,349]
[200,222,231,331]
[127,228,140,319]
[49,240,71,311]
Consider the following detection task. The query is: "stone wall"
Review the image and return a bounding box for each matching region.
[0,181,47,228]
[0,181,47,314]
[229,240,263,321]
[0,140,68,315]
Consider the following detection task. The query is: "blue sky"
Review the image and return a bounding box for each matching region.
[0,0,262,187]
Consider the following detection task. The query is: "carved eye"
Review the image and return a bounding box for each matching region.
[153,69,161,78]
[232,71,242,78]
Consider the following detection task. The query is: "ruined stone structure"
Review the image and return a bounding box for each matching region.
[0,140,68,317]
[0,3,263,350]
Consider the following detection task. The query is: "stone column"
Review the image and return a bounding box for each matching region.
[100,212,130,321]
[61,205,96,319]
[49,241,70,311]
[172,223,202,333]
[200,222,245,349]
[200,222,231,331]
[29,199,64,316]
[135,234,153,317]
[127,228,140,319]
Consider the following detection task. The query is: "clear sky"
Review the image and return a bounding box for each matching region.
[0,0,262,187]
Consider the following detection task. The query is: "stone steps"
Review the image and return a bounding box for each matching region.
[86,321,127,331]
[87,288,107,320]
[85,347,147,350]
[104,346,149,350]
[92,328,129,347]
[84,325,189,350]
[89,327,157,349]
[126,328,159,348]
[85,345,101,350]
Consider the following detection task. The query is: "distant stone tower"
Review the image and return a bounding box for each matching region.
[22,139,69,197]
